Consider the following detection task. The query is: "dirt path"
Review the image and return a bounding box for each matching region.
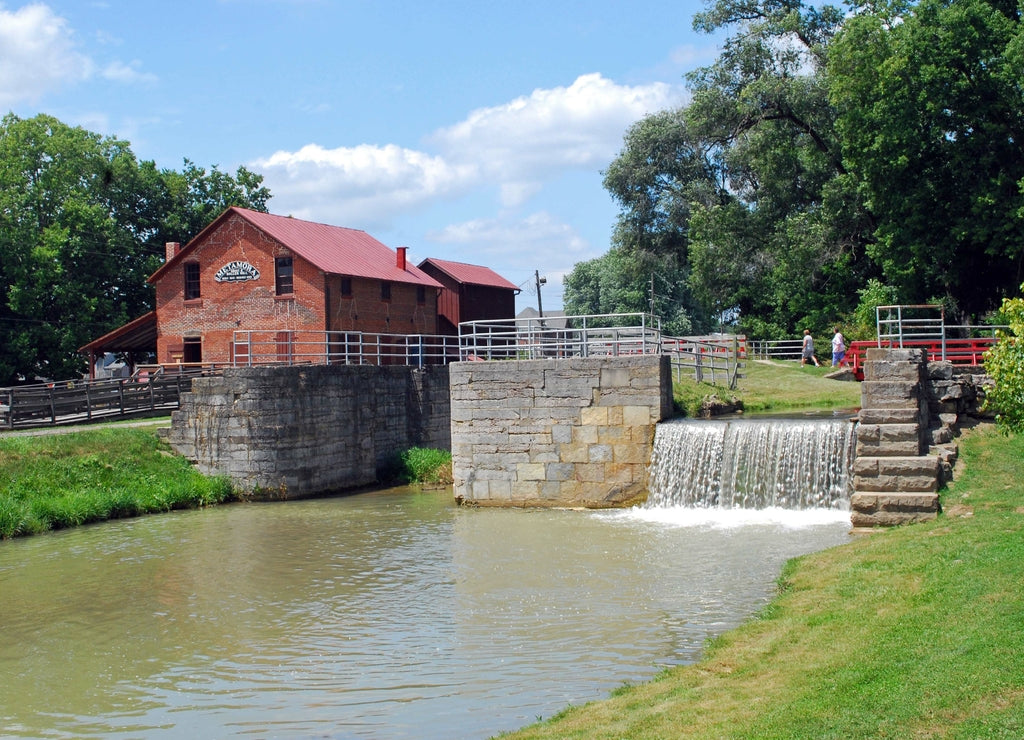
[0,417,171,438]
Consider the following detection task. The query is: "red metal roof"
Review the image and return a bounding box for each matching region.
[150,207,442,288]
[418,258,520,291]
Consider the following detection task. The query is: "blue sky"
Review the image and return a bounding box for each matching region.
[1,0,722,311]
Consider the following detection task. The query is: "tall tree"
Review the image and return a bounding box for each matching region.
[595,0,878,339]
[594,109,720,334]
[828,0,1024,322]
[0,113,271,384]
[160,159,271,244]
[563,247,703,336]
[683,0,877,337]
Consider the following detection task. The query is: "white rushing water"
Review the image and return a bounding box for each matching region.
[646,416,856,511]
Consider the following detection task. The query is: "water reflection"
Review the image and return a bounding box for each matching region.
[0,489,851,739]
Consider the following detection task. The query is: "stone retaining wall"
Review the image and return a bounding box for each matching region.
[450,355,673,507]
[165,364,450,497]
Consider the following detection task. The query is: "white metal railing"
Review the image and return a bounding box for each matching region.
[458,313,663,360]
[231,330,461,368]
[876,304,947,356]
[875,305,1009,361]
[226,319,751,378]
[747,339,805,361]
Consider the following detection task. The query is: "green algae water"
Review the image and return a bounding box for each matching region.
[0,488,850,739]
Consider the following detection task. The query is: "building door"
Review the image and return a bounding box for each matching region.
[276,331,294,364]
[183,336,202,364]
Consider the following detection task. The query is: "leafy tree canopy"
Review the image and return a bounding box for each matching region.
[0,113,271,385]
[589,0,1023,340]
[829,0,1024,322]
[562,247,704,336]
[598,0,876,339]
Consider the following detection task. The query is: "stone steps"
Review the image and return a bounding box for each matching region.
[852,348,941,528]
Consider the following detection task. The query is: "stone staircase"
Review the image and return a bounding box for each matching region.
[851,348,943,528]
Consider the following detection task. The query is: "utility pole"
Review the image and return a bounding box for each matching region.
[535,269,546,318]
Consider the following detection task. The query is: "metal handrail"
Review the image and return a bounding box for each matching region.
[458,313,663,360]
[747,339,805,361]
[230,330,462,368]
[876,304,947,358]
[875,305,1010,361]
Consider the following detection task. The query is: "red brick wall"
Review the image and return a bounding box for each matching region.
[154,213,327,364]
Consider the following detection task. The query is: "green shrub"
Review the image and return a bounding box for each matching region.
[399,447,453,485]
[984,286,1024,433]
[853,278,899,339]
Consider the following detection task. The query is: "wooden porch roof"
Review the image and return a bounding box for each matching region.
[78,311,157,355]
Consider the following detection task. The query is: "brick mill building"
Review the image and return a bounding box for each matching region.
[80,207,519,373]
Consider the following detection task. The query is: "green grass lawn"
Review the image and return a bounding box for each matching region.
[0,426,234,538]
[675,358,862,416]
[501,423,1024,739]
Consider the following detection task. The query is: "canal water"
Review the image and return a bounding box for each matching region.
[0,488,851,739]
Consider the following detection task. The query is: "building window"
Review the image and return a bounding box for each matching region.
[341,277,352,297]
[184,262,201,300]
[275,256,293,295]
[381,281,391,301]
[416,285,426,305]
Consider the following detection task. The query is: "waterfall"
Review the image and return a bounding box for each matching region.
[646,417,856,510]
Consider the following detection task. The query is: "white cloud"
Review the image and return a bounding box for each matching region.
[0,3,157,107]
[101,59,156,84]
[430,73,681,178]
[426,211,595,305]
[255,73,680,229]
[254,142,477,225]
[428,211,589,258]
[0,3,93,106]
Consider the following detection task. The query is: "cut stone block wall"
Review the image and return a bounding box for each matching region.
[852,348,941,527]
[450,355,673,507]
[165,364,450,497]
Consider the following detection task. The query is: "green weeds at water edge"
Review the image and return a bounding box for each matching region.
[398,447,453,486]
[0,428,234,539]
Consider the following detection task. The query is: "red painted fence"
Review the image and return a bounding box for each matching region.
[846,337,996,380]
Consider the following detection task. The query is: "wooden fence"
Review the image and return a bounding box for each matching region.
[663,335,746,390]
[1,368,216,431]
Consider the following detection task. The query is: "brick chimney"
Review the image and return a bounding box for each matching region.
[396,246,407,270]
[165,242,181,261]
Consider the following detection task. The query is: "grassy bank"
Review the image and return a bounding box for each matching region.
[0,426,235,539]
[502,423,1024,739]
[675,358,862,416]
